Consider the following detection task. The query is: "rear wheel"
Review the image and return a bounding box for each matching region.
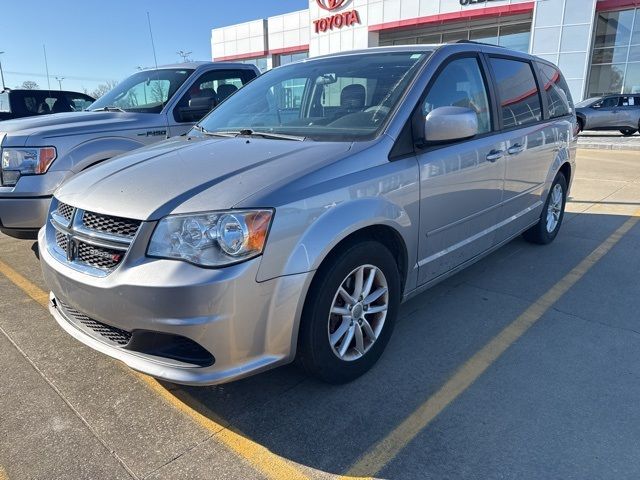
[523,173,567,245]
[577,118,584,134]
[297,241,401,384]
[620,128,637,136]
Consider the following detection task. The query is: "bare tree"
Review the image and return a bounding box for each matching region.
[19,80,39,90]
[150,81,168,104]
[90,79,118,99]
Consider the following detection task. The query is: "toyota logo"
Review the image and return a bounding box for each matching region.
[317,0,347,11]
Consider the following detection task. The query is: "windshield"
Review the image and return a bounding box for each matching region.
[198,51,431,141]
[575,97,600,108]
[89,68,194,113]
[0,92,9,113]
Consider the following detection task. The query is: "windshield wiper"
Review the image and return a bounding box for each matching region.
[238,129,305,141]
[90,106,125,113]
[204,129,305,141]
[195,126,237,138]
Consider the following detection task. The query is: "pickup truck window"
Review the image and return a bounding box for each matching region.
[173,69,254,123]
[198,51,431,141]
[89,68,194,114]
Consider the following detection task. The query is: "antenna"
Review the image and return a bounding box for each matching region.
[177,50,192,63]
[43,44,51,90]
[146,12,159,71]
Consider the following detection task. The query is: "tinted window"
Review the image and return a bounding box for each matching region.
[65,93,94,111]
[537,62,573,118]
[620,95,639,106]
[490,57,542,128]
[423,57,492,135]
[597,97,619,108]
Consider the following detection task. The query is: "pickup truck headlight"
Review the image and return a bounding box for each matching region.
[147,210,273,267]
[1,147,57,186]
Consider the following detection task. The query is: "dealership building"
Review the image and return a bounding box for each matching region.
[212,0,640,102]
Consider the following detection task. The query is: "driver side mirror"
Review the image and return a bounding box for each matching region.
[423,106,478,143]
[177,95,216,123]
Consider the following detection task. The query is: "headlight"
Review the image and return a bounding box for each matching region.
[1,147,57,186]
[147,209,273,267]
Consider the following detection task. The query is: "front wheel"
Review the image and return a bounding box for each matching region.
[523,173,567,245]
[297,241,401,384]
[620,128,637,136]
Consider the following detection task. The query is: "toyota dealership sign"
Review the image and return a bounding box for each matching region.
[313,0,361,34]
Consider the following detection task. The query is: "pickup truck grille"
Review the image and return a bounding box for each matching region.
[48,199,141,276]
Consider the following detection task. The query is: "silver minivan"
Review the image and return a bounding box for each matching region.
[40,44,576,385]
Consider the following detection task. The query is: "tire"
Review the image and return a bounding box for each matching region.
[297,241,401,384]
[577,118,584,134]
[620,128,637,136]
[523,173,568,245]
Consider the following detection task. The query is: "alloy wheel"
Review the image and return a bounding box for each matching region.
[327,264,389,361]
[546,183,564,233]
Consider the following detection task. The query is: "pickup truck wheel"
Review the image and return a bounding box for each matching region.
[620,128,637,136]
[523,173,567,245]
[297,241,400,384]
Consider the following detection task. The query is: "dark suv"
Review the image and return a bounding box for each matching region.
[0,89,95,121]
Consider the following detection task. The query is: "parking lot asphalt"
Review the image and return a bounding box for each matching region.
[0,149,639,480]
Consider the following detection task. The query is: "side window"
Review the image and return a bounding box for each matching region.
[600,97,619,108]
[65,94,94,111]
[489,57,542,128]
[537,62,573,118]
[423,56,492,135]
[620,96,637,106]
[173,69,252,123]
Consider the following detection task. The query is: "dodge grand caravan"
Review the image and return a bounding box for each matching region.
[40,44,576,385]
[0,62,258,239]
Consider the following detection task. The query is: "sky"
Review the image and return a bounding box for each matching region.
[1,0,308,94]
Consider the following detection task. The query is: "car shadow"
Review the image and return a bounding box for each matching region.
[151,210,640,478]
[31,242,39,260]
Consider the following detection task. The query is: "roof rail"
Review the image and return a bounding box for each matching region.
[453,40,506,48]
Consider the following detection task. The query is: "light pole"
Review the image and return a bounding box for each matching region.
[55,76,65,90]
[0,51,6,91]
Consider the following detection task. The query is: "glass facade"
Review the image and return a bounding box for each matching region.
[277,51,308,67]
[238,57,269,73]
[379,22,531,53]
[588,8,640,97]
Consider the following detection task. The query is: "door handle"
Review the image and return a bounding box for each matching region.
[486,149,504,162]
[508,144,525,155]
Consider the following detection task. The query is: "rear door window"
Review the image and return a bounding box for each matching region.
[489,57,542,129]
[65,93,94,111]
[537,62,574,118]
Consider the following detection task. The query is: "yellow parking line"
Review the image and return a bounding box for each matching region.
[342,209,640,479]
[0,260,310,480]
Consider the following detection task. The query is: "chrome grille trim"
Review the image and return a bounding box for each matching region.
[47,199,141,277]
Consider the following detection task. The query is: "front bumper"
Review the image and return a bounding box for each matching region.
[39,227,313,385]
[0,170,70,236]
[0,196,52,238]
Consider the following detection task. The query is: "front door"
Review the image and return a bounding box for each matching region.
[416,55,505,285]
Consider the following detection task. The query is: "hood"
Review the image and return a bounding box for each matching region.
[55,135,353,220]
[0,111,160,142]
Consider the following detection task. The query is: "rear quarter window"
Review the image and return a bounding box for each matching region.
[537,62,574,118]
[489,57,542,129]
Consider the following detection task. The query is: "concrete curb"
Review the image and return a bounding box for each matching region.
[577,142,640,151]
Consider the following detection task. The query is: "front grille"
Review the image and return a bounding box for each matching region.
[77,241,123,270]
[82,211,141,238]
[59,301,131,346]
[57,202,74,222]
[55,231,68,251]
[48,199,140,276]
